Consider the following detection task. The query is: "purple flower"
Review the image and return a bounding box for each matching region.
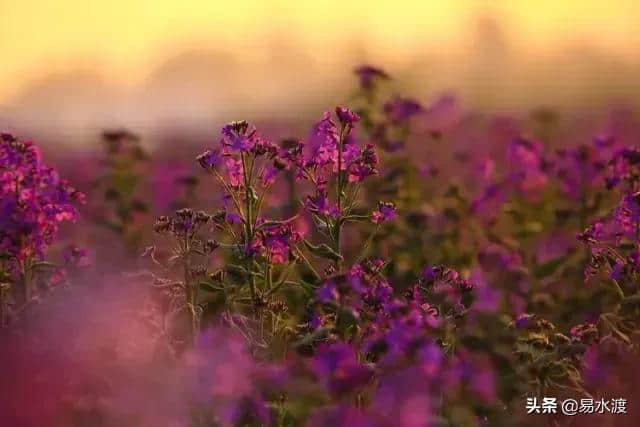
[197,148,222,169]
[311,112,340,147]
[258,223,301,264]
[340,142,361,168]
[225,157,244,187]
[553,144,606,199]
[417,342,444,376]
[383,97,423,123]
[371,201,397,224]
[348,164,376,183]
[470,183,505,222]
[507,137,548,194]
[578,220,604,244]
[0,134,84,263]
[514,313,535,329]
[316,280,339,303]
[606,147,640,190]
[62,245,89,268]
[629,251,640,270]
[221,120,257,152]
[260,165,279,187]
[309,313,327,330]
[243,237,264,258]
[311,343,373,396]
[314,139,339,168]
[477,244,523,273]
[280,139,305,168]
[354,65,390,90]
[335,106,360,126]
[305,190,341,218]
[153,209,211,236]
[348,143,379,183]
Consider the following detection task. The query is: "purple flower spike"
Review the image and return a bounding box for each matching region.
[335,106,360,126]
[221,120,257,152]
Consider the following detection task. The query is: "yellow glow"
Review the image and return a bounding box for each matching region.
[1,0,640,102]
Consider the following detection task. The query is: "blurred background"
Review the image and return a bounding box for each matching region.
[1,0,640,144]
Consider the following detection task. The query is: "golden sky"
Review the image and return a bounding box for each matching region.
[2,0,640,104]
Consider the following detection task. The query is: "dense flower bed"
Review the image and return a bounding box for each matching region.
[2,66,640,426]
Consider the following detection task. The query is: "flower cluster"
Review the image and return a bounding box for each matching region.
[554,142,610,195]
[153,208,212,237]
[301,108,378,185]
[352,66,426,152]
[247,220,301,264]
[302,262,504,424]
[0,133,84,263]
[578,145,640,284]
[605,147,640,190]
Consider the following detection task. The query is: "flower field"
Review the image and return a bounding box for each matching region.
[1,66,640,426]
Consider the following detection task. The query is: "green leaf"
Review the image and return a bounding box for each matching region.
[534,256,567,279]
[297,279,317,296]
[199,281,224,293]
[619,242,637,251]
[291,327,330,349]
[622,293,640,305]
[340,214,370,223]
[303,240,343,263]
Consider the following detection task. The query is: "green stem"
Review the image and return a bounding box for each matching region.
[334,224,342,271]
[265,260,272,293]
[634,180,640,241]
[334,124,347,271]
[253,184,272,231]
[610,279,625,301]
[337,126,344,211]
[294,247,320,281]
[356,225,381,263]
[21,258,33,303]
[183,238,198,344]
[211,169,246,222]
[241,152,257,307]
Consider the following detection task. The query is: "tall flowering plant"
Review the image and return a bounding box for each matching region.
[92,129,149,256]
[195,120,303,319]
[575,147,640,352]
[0,133,85,318]
[146,111,396,355]
[294,107,391,272]
[147,121,300,352]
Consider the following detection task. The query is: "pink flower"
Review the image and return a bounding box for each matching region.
[372,202,397,224]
